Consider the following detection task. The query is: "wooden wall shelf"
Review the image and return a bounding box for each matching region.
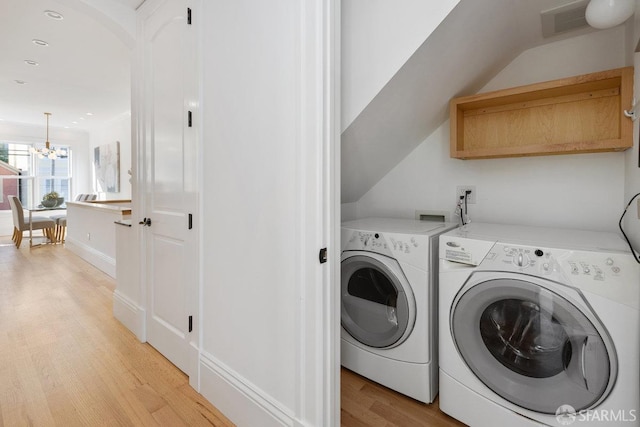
[450,67,634,159]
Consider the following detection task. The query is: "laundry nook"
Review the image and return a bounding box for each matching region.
[339,0,640,426]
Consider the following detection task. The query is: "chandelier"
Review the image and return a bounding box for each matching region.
[30,112,67,159]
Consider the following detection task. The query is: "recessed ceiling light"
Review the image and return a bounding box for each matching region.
[86,112,93,116]
[44,10,64,20]
[71,121,78,124]
[24,60,39,66]
[32,39,49,47]
[14,80,27,85]
[79,117,85,120]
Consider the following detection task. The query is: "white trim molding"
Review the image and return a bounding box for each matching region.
[112,290,146,341]
[294,0,341,425]
[199,351,297,427]
[65,237,116,278]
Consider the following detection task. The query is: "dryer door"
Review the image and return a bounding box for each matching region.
[451,272,616,414]
[341,252,415,348]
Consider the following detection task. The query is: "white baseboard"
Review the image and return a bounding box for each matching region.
[112,290,146,341]
[189,341,200,391]
[199,351,296,427]
[65,237,116,278]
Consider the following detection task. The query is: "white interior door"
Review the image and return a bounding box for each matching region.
[141,0,197,375]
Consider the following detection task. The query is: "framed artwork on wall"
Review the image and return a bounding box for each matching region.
[94,141,120,193]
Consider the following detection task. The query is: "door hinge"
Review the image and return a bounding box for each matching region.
[319,248,327,264]
[188,213,193,230]
[188,110,192,127]
[188,315,193,332]
[187,8,192,25]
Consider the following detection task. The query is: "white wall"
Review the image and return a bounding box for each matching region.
[89,112,132,200]
[341,202,358,222]
[201,0,297,415]
[341,0,459,131]
[0,121,90,236]
[198,1,335,425]
[65,202,131,277]
[353,27,630,233]
[623,7,640,256]
[481,25,627,91]
[341,0,593,204]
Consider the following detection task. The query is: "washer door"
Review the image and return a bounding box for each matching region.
[451,272,617,414]
[341,252,415,348]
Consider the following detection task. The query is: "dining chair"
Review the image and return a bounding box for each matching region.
[49,193,92,243]
[8,196,56,248]
[51,216,67,243]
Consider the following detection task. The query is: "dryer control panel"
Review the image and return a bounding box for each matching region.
[342,229,431,270]
[344,231,393,256]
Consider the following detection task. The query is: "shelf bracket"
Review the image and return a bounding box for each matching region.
[624,98,638,121]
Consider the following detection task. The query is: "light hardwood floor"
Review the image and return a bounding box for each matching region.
[0,237,464,427]
[0,237,233,426]
[341,368,465,427]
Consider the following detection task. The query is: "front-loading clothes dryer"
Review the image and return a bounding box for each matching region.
[341,217,457,403]
[438,223,640,426]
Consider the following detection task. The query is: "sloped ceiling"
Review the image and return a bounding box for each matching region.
[341,0,604,203]
[341,0,460,132]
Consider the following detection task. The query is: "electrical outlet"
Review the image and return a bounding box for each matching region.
[457,185,476,204]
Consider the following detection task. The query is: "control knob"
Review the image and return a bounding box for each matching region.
[513,252,530,268]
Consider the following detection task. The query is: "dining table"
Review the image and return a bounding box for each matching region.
[27,204,66,247]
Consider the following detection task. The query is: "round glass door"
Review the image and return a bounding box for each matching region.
[341,253,414,348]
[451,274,616,414]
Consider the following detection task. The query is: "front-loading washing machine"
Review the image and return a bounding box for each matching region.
[438,223,640,426]
[341,217,458,403]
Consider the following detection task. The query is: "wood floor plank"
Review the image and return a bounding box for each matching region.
[341,368,466,427]
[341,392,389,427]
[152,404,189,426]
[12,348,57,426]
[29,343,80,425]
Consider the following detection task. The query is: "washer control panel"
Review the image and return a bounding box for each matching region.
[566,256,621,281]
[484,244,552,274]
[478,242,639,309]
[484,243,628,280]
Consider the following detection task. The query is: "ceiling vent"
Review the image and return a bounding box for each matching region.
[541,0,590,38]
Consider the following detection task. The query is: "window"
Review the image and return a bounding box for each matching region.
[0,142,72,210]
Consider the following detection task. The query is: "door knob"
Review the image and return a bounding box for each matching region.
[139,217,152,226]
